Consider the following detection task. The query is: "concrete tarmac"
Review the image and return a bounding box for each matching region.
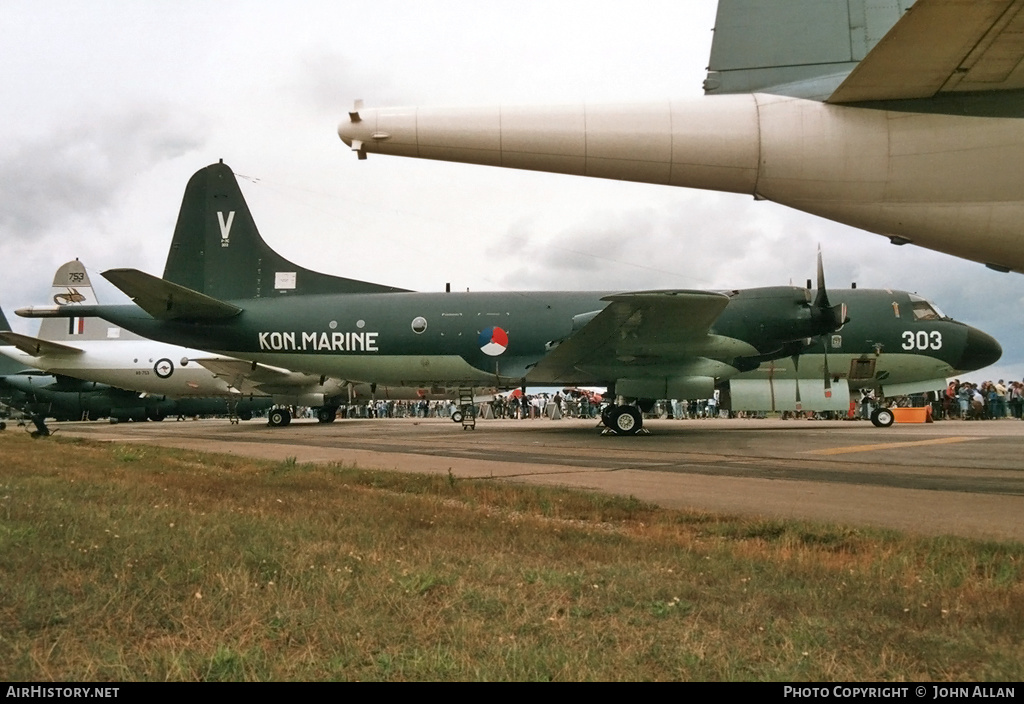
[53,415,1024,542]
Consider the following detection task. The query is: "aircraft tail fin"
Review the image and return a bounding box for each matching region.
[704,0,912,99]
[162,161,410,299]
[37,260,137,342]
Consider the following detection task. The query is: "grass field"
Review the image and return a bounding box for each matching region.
[1,431,1021,681]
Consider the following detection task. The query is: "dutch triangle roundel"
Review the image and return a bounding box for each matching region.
[478,326,509,356]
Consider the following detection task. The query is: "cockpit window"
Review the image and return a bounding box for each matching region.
[909,294,945,321]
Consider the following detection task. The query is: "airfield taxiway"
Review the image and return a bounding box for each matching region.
[50,416,1024,542]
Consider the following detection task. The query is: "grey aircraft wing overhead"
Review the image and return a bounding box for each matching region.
[828,1,1024,102]
[17,163,1003,434]
[338,0,1024,274]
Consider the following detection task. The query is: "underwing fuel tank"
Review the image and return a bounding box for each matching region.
[339,97,1024,274]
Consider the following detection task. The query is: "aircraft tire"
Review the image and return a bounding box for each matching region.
[0,421,6,431]
[610,406,643,435]
[451,410,464,423]
[268,408,290,427]
[871,408,895,428]
[316,406,337,423]
[601,405,617,427]
[238,410,253,422]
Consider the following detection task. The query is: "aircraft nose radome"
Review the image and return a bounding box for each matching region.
[956,327,1002,372]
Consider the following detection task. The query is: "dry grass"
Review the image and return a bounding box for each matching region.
[0,432,1021,681]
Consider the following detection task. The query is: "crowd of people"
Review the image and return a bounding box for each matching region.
[286,380,1024,423]
[937,379,1024,420]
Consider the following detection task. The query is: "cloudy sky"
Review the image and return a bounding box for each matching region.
[2,1,1023,382]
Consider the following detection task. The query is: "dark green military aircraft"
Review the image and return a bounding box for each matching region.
[0,370,271,426]
[18,163,1002,433]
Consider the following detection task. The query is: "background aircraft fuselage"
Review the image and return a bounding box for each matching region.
[0,371,271,422]
[2,339,243,399]
[34,286,999,397]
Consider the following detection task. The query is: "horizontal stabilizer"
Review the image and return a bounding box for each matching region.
[829,0,1024,103]
[103,269,242,321]
[0,331,83,357]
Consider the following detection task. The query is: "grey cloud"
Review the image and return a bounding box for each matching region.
[489,197,823,292]
[0,107,207,239]
[288,49,417,118]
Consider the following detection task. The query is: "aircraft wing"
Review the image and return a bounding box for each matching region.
[103,269,242,321]
[0,331,83,357]
[525,290,736,383]
[192,357,312,396]
[829,0,1024,103]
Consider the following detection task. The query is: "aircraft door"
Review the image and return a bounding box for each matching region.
[849,358,876,381]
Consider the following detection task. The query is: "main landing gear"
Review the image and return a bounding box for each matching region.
[268,405,338,427]
[316,406,338,424]
[268,407,291,427]
[599,404,648,436]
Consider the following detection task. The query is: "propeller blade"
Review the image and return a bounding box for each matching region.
[792,354,802,412]
[813,247,829,310]
[823,346,832,399]
[813,248,848,331]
